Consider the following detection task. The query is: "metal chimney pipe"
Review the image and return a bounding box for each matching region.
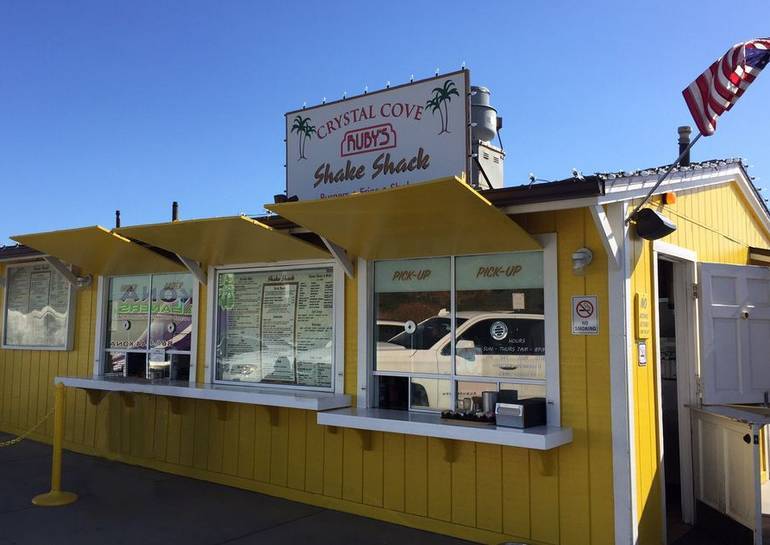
[172,201,179,221]
[115,210,121,229]
[678,126,692,166]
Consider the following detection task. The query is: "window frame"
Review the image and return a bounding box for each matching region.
[1,260,77,351]
[205,259,345,394]
[361,233,561,425]
[93,272,200,384]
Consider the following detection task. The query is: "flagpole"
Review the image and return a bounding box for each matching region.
[626,131,703,224]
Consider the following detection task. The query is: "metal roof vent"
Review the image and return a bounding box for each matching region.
[470,86,498,143]
[470,86,505,190]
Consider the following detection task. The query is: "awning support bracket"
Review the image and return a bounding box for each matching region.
[215,401,228,421]
[321,237,354,278]
[440,438,457,463]
[84,389,107,406]
[265,406,280,427]
[589,205,621,270]
[355,429,373,451]
[43,256,92,289]
[164,396,182,416]
[176,254,207,285]
[119,392,135,409]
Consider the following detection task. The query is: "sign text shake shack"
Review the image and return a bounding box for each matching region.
[285,70,469,200]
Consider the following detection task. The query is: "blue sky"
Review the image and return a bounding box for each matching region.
[1,1,769,244]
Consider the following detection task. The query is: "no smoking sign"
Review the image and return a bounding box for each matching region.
[572,296,599,335]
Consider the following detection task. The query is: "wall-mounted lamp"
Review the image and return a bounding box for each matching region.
[572,247,593,275]
[635,208,677,240]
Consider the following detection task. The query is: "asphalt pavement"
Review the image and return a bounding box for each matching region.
[0,432,474,545]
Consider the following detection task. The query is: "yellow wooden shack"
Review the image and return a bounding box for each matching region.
[2,153,770,545]
[2,97,770,545]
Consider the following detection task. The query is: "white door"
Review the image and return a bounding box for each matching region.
[691,409,756,530]
[699,263,770,405]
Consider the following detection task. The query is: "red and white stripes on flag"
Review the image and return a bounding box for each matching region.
[683,39,770,136]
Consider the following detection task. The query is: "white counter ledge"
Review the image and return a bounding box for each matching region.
[55,376,352,411]
[317,407,573,450]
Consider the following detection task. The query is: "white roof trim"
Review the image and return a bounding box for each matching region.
[601,165,770,236]
[600,165,742,201]
[501,164,770,238]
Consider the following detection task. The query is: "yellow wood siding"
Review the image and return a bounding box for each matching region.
[0,208,615,544]
[629,181,770,544]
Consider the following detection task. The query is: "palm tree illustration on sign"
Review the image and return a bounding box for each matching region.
[290,115,316,160]
[426,79,460,134]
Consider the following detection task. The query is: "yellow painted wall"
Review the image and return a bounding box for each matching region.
[629,181,770,544]
[0,207,615,545]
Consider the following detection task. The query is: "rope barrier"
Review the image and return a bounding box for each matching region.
[0,410,53,448]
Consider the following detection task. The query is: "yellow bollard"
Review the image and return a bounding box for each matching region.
[32,383,78,507]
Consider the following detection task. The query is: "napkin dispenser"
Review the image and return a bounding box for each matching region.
[495,397,547,429]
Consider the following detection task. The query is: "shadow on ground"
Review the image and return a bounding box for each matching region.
[0,433,473,545]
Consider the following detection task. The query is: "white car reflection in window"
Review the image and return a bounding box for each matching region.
[376,312,545,379]
[376,320,406,344]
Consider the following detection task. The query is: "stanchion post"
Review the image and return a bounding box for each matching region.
[32,382,78,507]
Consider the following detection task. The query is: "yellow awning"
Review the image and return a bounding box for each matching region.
[116,215,328,267]
[12,226,184,276]
[265,177,541,259]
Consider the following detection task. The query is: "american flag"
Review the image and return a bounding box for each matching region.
[683,38,770,136]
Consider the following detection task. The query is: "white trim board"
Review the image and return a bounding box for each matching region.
[536,232,561,426]
[92,276,107,376]
[607,201,637,545]
[652,241,697,262]
[317,407,572,450]
[590,204,620,269]
[203,264,216,385]
[356,257,371,408]
[651,249,668,544]
[56,376,352,411]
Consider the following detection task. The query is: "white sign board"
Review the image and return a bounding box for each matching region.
[285,70,470,200]
[571,295,599,335]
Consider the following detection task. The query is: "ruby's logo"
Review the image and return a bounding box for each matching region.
[340,123,397,157]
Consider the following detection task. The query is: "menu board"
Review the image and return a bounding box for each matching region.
[3,262,72,348]
[216,267,334,388]
[260,282,299,382]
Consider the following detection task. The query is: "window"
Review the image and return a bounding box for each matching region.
[2,261,75,350]
[372,249,554,416]
[103,272,195,381]
[213,265,337,391]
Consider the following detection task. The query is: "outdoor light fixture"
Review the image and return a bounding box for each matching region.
[635,208,677,240]
[273,194,288,204]
[572,247,593,275]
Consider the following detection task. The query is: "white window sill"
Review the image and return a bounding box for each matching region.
[55,376,351,411]
[316,407,572,450]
